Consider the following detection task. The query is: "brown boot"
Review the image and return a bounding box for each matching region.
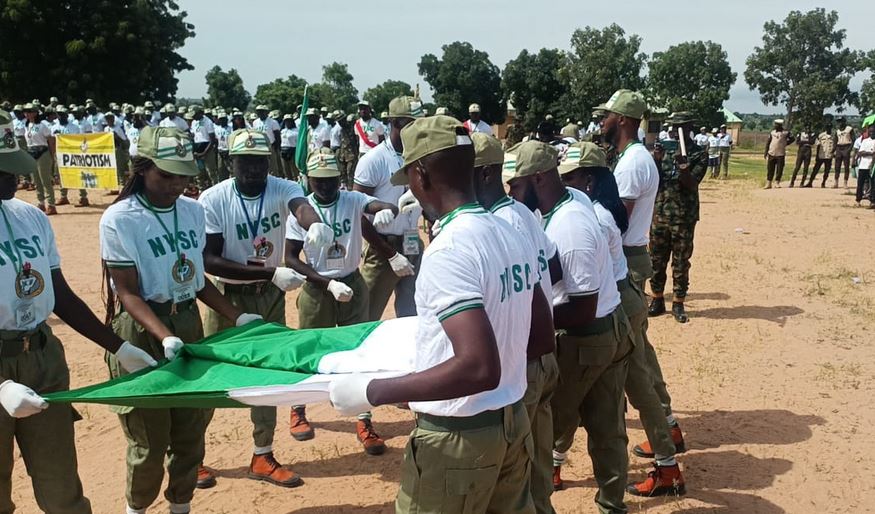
[633,424,686,458]
[552,465,564,491]
[289,406,314,441]
[627,464,686,497]
[75,197,90,208]
[248,452,303,488]
[196,464,217,489]
[36,203,45,213]
[56,197,70,206]
[45,206,57,216]
[356,418,386,455]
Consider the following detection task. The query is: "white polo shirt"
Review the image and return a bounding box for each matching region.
[190,117,215,144]
[355,118,384,153]
[201,177,304,283]
[25,121,52,148]
[353,139,422,236]
[411,204,535,416]
[613,142,658,247]
[0,199,61,330]
[159,116,189,131]
[543,192,620,318]
[285,191,375,279]
[100,195,206,303]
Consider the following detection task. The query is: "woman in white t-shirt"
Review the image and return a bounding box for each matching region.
[99,127,260,514]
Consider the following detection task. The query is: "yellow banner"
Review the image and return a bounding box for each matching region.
[57,133,119,189]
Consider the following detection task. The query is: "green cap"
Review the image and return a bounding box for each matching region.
[502,141,559,183]
[390,115,473,186]
[228,129,271,156]
[136,126,199,176]
[0,110,37,175]
[306,148,341,178]
[558,142,606,174]
[282,113,293,121]
[255,104,269,111]
[597,89,648,120]
[269,109,280,119]
[666,111,695,126]
[305,107,318,116]
[472,133,504,168]
[388,96,424,119]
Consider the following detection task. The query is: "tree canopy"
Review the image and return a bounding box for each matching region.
[363,80,415,116]
[502,49,569,131]
[252,75,310,115]
[0,0,194,105]
[204,66,250,110]
[252,62,359,116]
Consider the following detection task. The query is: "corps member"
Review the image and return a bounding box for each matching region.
[284,149,399,455]
[0,110,157,514]
[99,126,261,514]
[198,129,333,488]
[353,101,385,156]
[329,115,555,514]
[23,103,56,215]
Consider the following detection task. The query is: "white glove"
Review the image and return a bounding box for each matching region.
[372,209,396,229]
[115,341,158,373]
[236,313,263,327]
[388,252,415,277]
[0,380,47,418]
[271,266,306,291]
[306,222,334,248]
[430,217,443,237]
[162,336,184,361]
[327,280,354,302]
[329,374,375,416]
[398,189,420,214]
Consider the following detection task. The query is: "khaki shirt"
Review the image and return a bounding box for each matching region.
[767,130,791,157]
[814,132,835,160]
[836,126,854,146]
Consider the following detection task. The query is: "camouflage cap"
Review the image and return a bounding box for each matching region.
[388,96,424,119]
[665,111,695,126]
[390,115,473,186]
[472,133,504,168]
[136,126,199,176]
[306,148,341,178]
[228,129,271,156]
[597,89,648,120]
[558,142,606,174]
[502,141,559,183]
[0,110,37,175]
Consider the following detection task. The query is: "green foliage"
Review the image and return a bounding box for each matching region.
[418,42,505,124]
[561,24,647,118]
[502,49,568,131]
[859,51,875,116]
[253,75,310,115]
[204,66,251,110]
[363,80,414,116]
[253,62,359,116]
[646,41,736,129]
[0,0,194,105]
[744,8,861,130]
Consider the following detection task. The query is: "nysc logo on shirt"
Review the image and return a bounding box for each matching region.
[498,262,534,303]
[172,255,196,284]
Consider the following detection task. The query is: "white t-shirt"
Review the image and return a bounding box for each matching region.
[658,130,671,141]
[718,133,732,147]
[489,196,555,303]
[308,124,331,150]
[330,123,342,148]
[215,125,230,151]
[100,195,206,303]
[858,138,875,171]
[543,193,620,318]
[252,117,281,145]
[104,122,127,141]
[89,112,106,132]
[75,117,93,134]
[200,177,304,283]
[355,118,384,153]
[567,185,596,214]
[593,202,628,283]
[159,116,189,131]
[52,123,80,136]
[285,191,375,279]
[0,199,61,330]
[411,204,534,416]
[637,127,646,142]
[12,118,26,137]
[613,142,658,247]
[190,117,215,144]
[25,121,52,148]
[280,127,298,149]
[463,119,494,136]
[126,126,141,157]
[353,140,422,236]
[694,133,709,147]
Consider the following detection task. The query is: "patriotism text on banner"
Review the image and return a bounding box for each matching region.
[56,133,118,189]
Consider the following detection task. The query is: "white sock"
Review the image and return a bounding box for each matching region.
[254,445,273,456]
[666,414,677,426]
[357,412,372,420]
[552,450,567,467]
[126,505,146,514]
[169,503,190,514]
[655,454,677,467]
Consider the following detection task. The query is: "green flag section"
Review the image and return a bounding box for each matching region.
[45,318,417,409]
[295,85,310,175]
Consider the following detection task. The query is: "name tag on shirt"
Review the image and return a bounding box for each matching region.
[403,230,420,256]
[15,302,36,327]
[172,285,196,304]
[326,242,346,271]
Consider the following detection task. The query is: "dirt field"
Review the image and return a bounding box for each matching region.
[8,155,875,513]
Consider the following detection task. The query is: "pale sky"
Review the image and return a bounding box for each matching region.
[174,0,870,115]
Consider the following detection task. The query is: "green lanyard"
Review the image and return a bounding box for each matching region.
[437,203,485,229]
[313,194,339,241]
[617,140,642,160]
[138,194,183,266]
[542,191,572,230]
[0,205,24,275]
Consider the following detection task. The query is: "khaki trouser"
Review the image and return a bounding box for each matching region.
[281,148,299,181]
[719,147,730,177]
[0,324,91,514]
[360,235,422,321]
[270,146,283,178]
[523,354,559,514]
[115,143,130,187]
[619,280,675,458]
[297,271,369,329]
[30,149,55,207]
[552,310,632,514]
[203,280,285,448]
[202,146,219,185]
[108,303,207,511]
[396,401,535,514]
[217,150,231,182]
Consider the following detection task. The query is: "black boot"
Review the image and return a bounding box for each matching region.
[648,297,666,317]
[672,302,689,323]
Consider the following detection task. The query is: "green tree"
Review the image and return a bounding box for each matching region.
[561,24,647,118]
[646,41,736,129]
[253,75,312,115]
[744,8,861,130]
[502,48,568,131]
[204,66,251,110]
[363,80,414,116]
[418,42,505,124]
[859,51,875,115]
[0,0,194,104]
[310,62,359,113]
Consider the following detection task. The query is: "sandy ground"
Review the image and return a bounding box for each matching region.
[7,167,875,514]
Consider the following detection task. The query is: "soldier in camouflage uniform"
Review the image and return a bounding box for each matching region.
[337,114,359,187]
[648,112,708,323]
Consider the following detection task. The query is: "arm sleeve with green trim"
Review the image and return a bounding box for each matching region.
[418,246,484,322]
[99,212,136,267]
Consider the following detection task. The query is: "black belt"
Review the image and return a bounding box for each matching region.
[415,400,522,432]
[221,281,273,295]
[617,277,630,291]
[144,299,195,316]
[0,323,49,358]
[563,310,615,337]
[622,245,648,257]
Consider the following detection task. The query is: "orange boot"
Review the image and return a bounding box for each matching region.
[633,424,686,458]
[356,418,386,455]
[627,464,685,497]
[248,452,303,488]
[289,406,315,441]
[196,464,217,489]
[552,466,564,491]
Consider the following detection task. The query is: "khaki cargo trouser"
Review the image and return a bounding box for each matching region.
[297,271,369,329]
[107,302,207,511]
[30,149,55,207]
[0,324,91,514]
[360,235,422,321]
[523,354,559,514]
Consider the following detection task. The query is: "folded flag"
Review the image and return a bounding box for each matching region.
[45,318,417,408]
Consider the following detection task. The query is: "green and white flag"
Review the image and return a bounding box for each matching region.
[45,318,417,409]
